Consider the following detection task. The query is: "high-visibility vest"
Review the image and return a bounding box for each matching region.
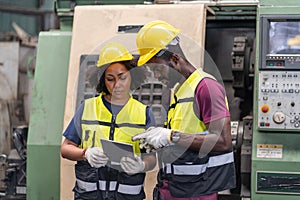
[74,94,147,200]
[80,93,147,154]
[158,69,236,198]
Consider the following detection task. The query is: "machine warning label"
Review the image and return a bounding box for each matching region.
[257,144,283,158]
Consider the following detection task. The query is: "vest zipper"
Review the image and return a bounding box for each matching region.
[105,167,110,199]
[109,115,116,140]
[106,114,116,198]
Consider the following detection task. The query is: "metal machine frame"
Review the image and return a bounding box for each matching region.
[251,1,300,199]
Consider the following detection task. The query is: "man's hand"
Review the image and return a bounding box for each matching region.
[132,127,172,149]
[85,147,109,168]
[120,155,145,175]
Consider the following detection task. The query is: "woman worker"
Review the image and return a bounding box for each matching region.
[61,42,157,200]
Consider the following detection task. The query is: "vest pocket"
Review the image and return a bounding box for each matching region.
[74,161,99,195]
[160,146,209,165]
[75,161,99,182]
[167,170,210,198]
[117,172,145,185]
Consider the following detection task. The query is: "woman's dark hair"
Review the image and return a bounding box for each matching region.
[96,55,146,94]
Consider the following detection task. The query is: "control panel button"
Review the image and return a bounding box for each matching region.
[261,104,270,113]
[273,111,286,124]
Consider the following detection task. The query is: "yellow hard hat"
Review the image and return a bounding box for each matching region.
[97,42,134,67]
[136,20,180,66]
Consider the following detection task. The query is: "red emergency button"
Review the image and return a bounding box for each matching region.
[261,104,270,113]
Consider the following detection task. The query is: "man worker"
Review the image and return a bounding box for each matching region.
[132,20,236,200]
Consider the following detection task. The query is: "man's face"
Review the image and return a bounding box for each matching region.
[147,57,171,85]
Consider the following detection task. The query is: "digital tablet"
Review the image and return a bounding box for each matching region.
[100,139,134,164]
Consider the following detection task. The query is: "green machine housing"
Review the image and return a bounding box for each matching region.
[252,0,300,199]
[26,31,71,199]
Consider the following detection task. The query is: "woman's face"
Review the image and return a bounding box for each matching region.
[104,63,131,101]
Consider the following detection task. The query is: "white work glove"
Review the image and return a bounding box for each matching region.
[85,147,109,168]
[132,127,172,149]
[120,155,145,175]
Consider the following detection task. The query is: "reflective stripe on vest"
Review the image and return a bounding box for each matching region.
[99,180,116,191]
[118,184,143,195]
[164,152,234,175]
[76,179,143,195]
[76,178,97,192]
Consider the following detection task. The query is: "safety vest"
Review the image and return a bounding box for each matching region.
[158,69,236,198]
[74,94,147,200]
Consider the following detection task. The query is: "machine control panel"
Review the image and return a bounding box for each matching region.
[258,71,300,130]
[266,54,300,69]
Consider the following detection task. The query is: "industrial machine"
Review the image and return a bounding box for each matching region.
[0,27,36,199]
[2,0,300,200]
[0,126,28,200]
[4,1,257,200]
[251,0,300,199]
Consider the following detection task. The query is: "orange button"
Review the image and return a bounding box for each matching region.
[261,104,270,113]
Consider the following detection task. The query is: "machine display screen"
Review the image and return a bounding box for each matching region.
[260,15,300,69]
[269,21,300,54]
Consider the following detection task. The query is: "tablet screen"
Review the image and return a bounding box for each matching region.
[100,139,134,164]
